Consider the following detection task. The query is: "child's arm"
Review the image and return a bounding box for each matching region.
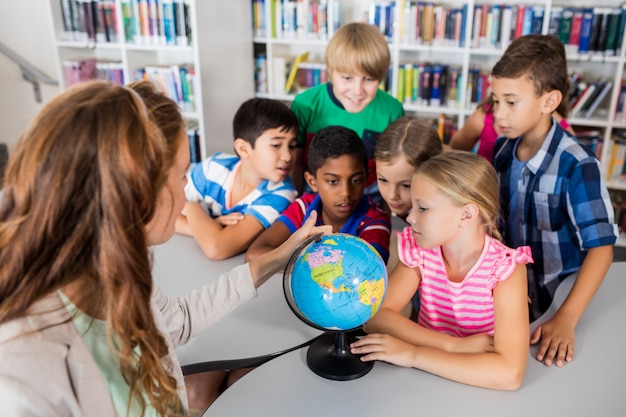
[244,220,292,263]
[363,261,493,353]
[183,202,265,260]
[448,108,487,152]
[354,263,529,390]
[531,244,613,367]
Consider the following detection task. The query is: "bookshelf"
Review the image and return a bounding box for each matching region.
[46,0,255,161]
[252,0,626,244]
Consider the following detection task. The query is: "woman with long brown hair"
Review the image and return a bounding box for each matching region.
[0,80,329,416]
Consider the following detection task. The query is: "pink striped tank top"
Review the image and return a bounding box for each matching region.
[397,227,533,337]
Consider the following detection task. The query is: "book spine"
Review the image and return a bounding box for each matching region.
[531,6,543,35]
[173,0,188,45]
[472,4,482,48]
[162,0,176,45]
[604,8,622,56]
[514,4,525,39]
[490,5,500,48]
[578,8,594,55]
[500,5,512,49]
[568,8,583,49]
[584,81,613,119]
[548,6,562,37]
[558,8,573,45]
[571,83,597,118]
[522,5,533,36]
[60,0,75,40]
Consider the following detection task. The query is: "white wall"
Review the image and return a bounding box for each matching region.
[0,0,60,155]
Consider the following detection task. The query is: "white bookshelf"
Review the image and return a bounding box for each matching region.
[252,0,626,245]
[47,0,255,160]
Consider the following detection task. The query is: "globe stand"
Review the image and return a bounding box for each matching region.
[306,331,374,381]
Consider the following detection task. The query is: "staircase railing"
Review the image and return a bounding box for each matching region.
[0,41,58,103]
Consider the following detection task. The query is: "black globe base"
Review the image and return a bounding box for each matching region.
[306,331,374,381]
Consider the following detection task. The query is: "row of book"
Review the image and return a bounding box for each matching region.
[133,64,197,112]
[61,59,197,113]
[62,59,124,87]
[252,0,341,40]
[186,121,202,164]
[471,4,543,50]
[120,0,191,46]
[59,0,117,43]
[608,139,626,183]
[59,0,192,46]
[374,2,468,47]
[568,73,613,120]
[549,7,626,56]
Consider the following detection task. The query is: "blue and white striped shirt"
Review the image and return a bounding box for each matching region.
[185,152,297,229]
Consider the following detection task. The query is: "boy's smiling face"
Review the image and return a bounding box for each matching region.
[305,154,366,229]
[330,70,380,113]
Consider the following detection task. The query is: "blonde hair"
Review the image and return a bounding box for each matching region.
[375,116,442,167]
[325,22,390,81]
[415,151,502,240]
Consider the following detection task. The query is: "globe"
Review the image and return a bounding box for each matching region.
[283,233,388,380]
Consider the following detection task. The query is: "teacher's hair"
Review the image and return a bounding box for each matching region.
[0,80,185,416]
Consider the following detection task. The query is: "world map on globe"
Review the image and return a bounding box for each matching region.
[284,233,388,331]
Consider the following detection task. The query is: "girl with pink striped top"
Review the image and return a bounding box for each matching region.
[351,151,533,390]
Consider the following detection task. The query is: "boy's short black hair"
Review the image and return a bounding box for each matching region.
[307,126,367,175]
[232,98,299,147]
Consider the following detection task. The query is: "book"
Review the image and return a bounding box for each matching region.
[419,64,432,106]
[596,7,612,53]
[583,81,613,119]
[489,5,500,48]
[531,6,544,35]
[609,141,626,180]
[604,8,622,55]
[521,5,534,36]
[618,4,626,57]
[558,8,573,45]
[588,7,605,52]
[59,0,75,40]
[577,8,594,54]
[548,6,562,37]
[284,51,309,93]
[472,4,482,48]
[568,8,583,51]
[161,0,176,45]
[514,4,525,39]
[272,56,287,95]
[500,5,512,49]
[571,82,597,118]
[173,0,189,45]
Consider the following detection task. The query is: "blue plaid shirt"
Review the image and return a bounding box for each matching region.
[494,120,618,320]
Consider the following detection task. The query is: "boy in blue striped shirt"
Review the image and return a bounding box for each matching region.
[176,98,298,260]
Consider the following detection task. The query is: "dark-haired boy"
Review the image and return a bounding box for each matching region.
[176,97,298,260]
[491,34,618,367]
[246,125,391,263]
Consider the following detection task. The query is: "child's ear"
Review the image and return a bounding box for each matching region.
[542,90,562,114]
[460,204,480,224]
[234,138,252,159]
[304,171,318,192]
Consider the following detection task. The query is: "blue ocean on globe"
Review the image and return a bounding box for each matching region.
[285,233,387,331]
